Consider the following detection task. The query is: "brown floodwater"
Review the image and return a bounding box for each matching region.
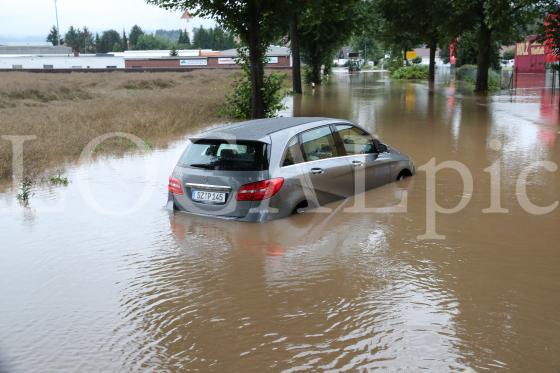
[1,71,559,372]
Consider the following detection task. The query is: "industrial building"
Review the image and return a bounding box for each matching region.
[0,44,291,71]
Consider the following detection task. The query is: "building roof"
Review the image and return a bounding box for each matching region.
[0,44,72,55]
[193,117,332,141]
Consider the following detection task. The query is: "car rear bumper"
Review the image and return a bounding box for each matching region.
[167,193,284,222]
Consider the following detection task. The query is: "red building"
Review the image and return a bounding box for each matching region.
[515,35,546,73]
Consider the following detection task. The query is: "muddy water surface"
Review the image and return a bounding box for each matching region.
[1,72,560,372]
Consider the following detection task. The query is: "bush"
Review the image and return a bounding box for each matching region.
[387,55,404,72]
[411,56,423,64]
[456,64,502,90]
[390,65,429,80]
[222,67,287,119]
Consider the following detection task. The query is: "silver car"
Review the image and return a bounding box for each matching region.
[167,117,414,222]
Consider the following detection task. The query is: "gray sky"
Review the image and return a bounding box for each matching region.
[0,0,215,42]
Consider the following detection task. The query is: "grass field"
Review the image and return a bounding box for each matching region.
[0,70,238,184]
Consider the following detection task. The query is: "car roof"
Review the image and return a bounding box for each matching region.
[192,117,337,142]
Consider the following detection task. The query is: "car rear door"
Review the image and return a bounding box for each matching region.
[298,125,354,205]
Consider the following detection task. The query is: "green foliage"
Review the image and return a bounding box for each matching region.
[191,26,236,50]
[129,25,144,49]
[299,0,359,84]
[453,31,500,70]
[222,54,287,119]
[98,30,122,53]
[155,29,182,42]
[49,172,69,186]
[351,34,384,64]
[63,26,95,53]
[411,56,422,64]
[122,29,129,51]
[135,34,171,50]
[502,49,515,60]
[386,50,404,72]
[178,29,191,48]
[390,65,429,79]
[146,0,287,118]
[46,26,61,46]
[170,46,179,56]
[16,177,33,205]
[456,65,502,90]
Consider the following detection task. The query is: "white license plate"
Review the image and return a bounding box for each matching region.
[191,190,227,204]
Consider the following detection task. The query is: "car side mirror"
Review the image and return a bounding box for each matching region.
[379,144,389,153]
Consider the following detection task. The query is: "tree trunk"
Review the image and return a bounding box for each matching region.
[312,62,321,85]
[290,12,302,94]
[403,47,409,66]
[247,1,265,118]
[428,38,437,83]
[475,20,492,93]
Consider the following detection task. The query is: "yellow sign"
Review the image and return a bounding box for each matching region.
[406,51,417,60]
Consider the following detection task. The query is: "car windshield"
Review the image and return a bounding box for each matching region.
[180,139,268,171]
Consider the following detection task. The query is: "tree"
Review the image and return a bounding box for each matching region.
[82,27,95,53]
[178,29,191,48]
[350,34,384,64]
[95,33,100,52]
[122,29,129,51]
[135,34,171,50]
[299,0,358,84]
[98,30,122,53]
[146,0,286,119]
[450,0,552,92]
[129,25,145,49]
[64,26,81,53]
[375,0,448,82]
[46,26,61,46]
[191,26,235,49]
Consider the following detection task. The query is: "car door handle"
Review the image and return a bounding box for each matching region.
[311,167,324,174]
[352,160,364,167]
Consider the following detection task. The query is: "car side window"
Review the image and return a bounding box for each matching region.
[335,124,377,155]
[300,125,340,161]
[282,136,303,166]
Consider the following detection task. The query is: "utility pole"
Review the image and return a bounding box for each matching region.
[54,0,60,45]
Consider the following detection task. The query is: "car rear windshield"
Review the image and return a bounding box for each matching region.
[180,139,269,171]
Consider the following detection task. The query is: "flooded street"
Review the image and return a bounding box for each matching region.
[1,71,560,372]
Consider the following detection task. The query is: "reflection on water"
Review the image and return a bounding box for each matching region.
[1,71,559,372]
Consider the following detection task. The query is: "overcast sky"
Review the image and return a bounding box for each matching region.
[0,0,215,42]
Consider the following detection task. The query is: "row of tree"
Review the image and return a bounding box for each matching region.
[146,0,557,117]
[47,25,235,53]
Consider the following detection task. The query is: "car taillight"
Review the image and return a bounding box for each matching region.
[168,176,184,195]
[236,178,284,201]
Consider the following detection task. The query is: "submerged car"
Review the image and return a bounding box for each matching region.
[167,117,414,222]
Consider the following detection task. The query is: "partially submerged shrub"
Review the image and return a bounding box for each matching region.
[456,64,502,90]
[48,171,69,186]
[16,177,33,205]
[390,65,429,80]
[222,51,287,119]
[411,56,423,64]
